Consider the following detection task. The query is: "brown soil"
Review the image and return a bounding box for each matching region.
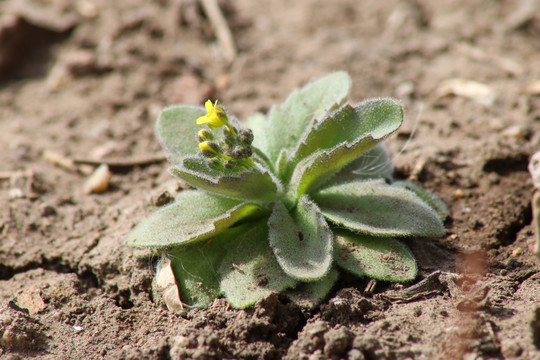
[1,0,540,359]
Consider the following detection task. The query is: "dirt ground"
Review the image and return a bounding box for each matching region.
[1,0,540,359]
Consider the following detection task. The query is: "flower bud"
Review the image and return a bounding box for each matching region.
[224,160,236,169]
[198,141,220,158]
[197,129,214,142]
[223,126,238,137]
[232,146,247,159]
[238,129,254,145]
[207,158,221,169]
[223,134,235,147]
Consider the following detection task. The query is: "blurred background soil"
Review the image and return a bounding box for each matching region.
[1,0,540,359]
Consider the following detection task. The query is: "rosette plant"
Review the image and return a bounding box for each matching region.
[127,72,447,309]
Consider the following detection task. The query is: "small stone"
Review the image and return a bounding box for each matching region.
[529,152,540,189]
[454,189,465,198]
[83,164,111,194]
[511,248,523,257]
[347,348,366,360]
[9,188,24,199]
[323,325,353,356]
[500,339,522,357]
[308,321,329,337]
[15,285,46,315]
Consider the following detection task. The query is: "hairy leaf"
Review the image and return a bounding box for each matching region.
[392,181,449,220]
[170,157,282,202]
[285,267,339,309]
[126,190,266,248]
[334,231,417,281]
[156,105,206,165]
[246,112,268,151]
[288,99,403,198]
[288,99,401,174]
[218,222,297,308]
[327,143,393,187]
[313,179,445,237]
[167,238,226,308]
[261,72,351,161]
[267,197,333,281]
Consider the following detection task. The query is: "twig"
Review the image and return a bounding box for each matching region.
[73,155,167,170]
[0,169,34,181]
[43,150,77,172]
[200,0,237,63]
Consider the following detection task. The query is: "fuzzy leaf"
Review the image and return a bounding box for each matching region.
[167,238,225,308]
[267,196,333,281]
[312,179,445,237]
[218,222,297,308]
[288,99,403,198]
[261,72,352,161]
[392,181,449,220]
[246,112,268,151]
[156,105,206,165]
[285,267,339,309]
[126,190,266,248]
[288,99,401,174]
[334,231,417,281]
[275,148,289,181]
[170,157,282,202]
[327,144,393,187]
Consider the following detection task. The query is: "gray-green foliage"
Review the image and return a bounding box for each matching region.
[127,71,447,309]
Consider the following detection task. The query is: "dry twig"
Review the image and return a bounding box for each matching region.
[200,0,237,63]
[73,155,166,170]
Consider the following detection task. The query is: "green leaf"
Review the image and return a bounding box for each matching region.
[288,99,403,198]
[392,181,449,221]
[170,157,282,202]
[334,231,417,282]
[218,222,297,308]
[126,190,266,248]
[312,179,445,237]
[287,99,401,173]
[275,148,289,181]
[261,72,352,161]
[167,238,226,308]
[267,197,333,281]
[327,144,393,187]
[156,105,206,165]
[246,112,268,151]
[285,267,339,309]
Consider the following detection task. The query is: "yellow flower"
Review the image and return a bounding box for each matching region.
[198,141,220,157]
[196,100,229,129]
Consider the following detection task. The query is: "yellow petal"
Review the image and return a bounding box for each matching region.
[196,115,209,124]
[205,100,214,113]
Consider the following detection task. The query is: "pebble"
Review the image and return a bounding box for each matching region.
[83,164,111,194]
[347,348,366,360]
[500,339,522,357]
[323,326,353,356]
[529,152,540,189]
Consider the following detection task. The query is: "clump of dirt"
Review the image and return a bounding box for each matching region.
[1,0,540,359]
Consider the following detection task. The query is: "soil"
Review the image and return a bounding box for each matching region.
[1,0,540,359]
